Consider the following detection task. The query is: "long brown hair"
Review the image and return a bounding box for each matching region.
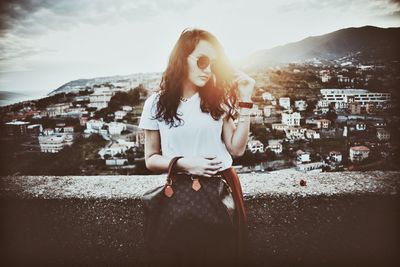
[154,28,239,128]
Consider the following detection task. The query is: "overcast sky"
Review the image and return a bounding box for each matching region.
[0,0,399,99]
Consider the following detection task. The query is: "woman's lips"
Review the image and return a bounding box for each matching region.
[200,76,209,80]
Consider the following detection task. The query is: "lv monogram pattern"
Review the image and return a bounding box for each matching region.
[142,175,237,252]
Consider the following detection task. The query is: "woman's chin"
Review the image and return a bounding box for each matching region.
[195,80,209,87]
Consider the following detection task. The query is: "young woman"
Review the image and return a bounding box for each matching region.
[139,28,255,266]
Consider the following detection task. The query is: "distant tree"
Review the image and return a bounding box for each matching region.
[306,100,316,114]
[126,147,135,163]
[325,109,337,122]
[107,86,142,112]
[264,148,277,161]
[114,152,123,158]
[366,78,383,91]
[250,124,267,144]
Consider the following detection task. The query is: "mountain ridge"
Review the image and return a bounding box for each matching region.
[50,26,400,96]
[240,25,400,69]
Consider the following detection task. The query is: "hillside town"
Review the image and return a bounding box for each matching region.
[1,60,399,175]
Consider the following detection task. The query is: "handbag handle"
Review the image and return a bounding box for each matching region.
[166,156,184,185]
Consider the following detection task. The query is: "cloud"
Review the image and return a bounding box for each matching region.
[0,0,197,68]
[0,0,195,37]
[0,0,41,32]
[277,0,400,15]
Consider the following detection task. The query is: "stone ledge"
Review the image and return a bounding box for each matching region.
[0,171,399,267]
[1,170,399,199]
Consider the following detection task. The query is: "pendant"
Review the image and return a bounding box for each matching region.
[191,178,201,191]
[164,185,174,197]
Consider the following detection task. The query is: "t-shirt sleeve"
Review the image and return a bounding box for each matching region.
[138,93,159,130]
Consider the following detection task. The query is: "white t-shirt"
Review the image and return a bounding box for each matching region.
[138,92,233,171]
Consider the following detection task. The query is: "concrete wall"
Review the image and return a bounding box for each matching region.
[1,170,399,267]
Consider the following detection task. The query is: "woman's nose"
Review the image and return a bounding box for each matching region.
[203,64,212,74]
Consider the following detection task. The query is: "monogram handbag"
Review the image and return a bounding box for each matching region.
[141,156,237,253]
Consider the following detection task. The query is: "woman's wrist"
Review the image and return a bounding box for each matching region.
[176,157,189,173]
[238,107,251,116]
[239,95,252,103]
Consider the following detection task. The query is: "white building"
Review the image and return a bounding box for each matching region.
[263,105,275,117]
[317,99,330,114]
[337,75,351,83]
[296,150,311,164]
[355,122,366,131]
[99,142,129,159]
[38,134,72,153]
[262,92,274,101]
[272,123,286,131]
[89,87,113,110]
[294,100,307,111]
[43,128,54,136]
[85,119,104,134]
[122,105,133,112]
[108,122,126,135]
[63,126,74,133]
[348,121,366,131]
[296,162,325,173]
[279,97,291,110]
[267,139,283,154]
[306,118,330,129]
[349,102,362,114]
[318,119,331,129]
[285,127,306,141]
[64,107,86,118]
[80,116,89,127]
[305,129,320,139]
[106,158,128,166]
[114,110,127,120]
[320,89,391,109]
[281,110,301,127]
[115,139,136,149]
[251,115,264,124]
[329,151,343,163]
[376,128,390,141]
[319,70,331,83]
[63,134,74,146]
[349,146,370,162]
[46,103,70,117]
[247,140,264,153]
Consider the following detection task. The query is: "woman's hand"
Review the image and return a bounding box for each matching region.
[233,69,256,102]
[178,156,223,177]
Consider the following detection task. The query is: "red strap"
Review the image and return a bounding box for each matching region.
[166,156,183,184]
[221,167,248,258]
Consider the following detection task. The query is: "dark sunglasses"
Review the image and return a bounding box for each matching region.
[189,55,216,71]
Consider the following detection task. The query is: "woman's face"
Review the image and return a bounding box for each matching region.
[186,40,217,88]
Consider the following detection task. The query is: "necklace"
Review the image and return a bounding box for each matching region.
[179,92,198,102]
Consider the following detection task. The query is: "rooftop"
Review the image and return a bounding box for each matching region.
[350,146,370,151]
[5,120,30,125]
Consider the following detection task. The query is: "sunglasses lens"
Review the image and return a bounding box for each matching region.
[197,56,210,69]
